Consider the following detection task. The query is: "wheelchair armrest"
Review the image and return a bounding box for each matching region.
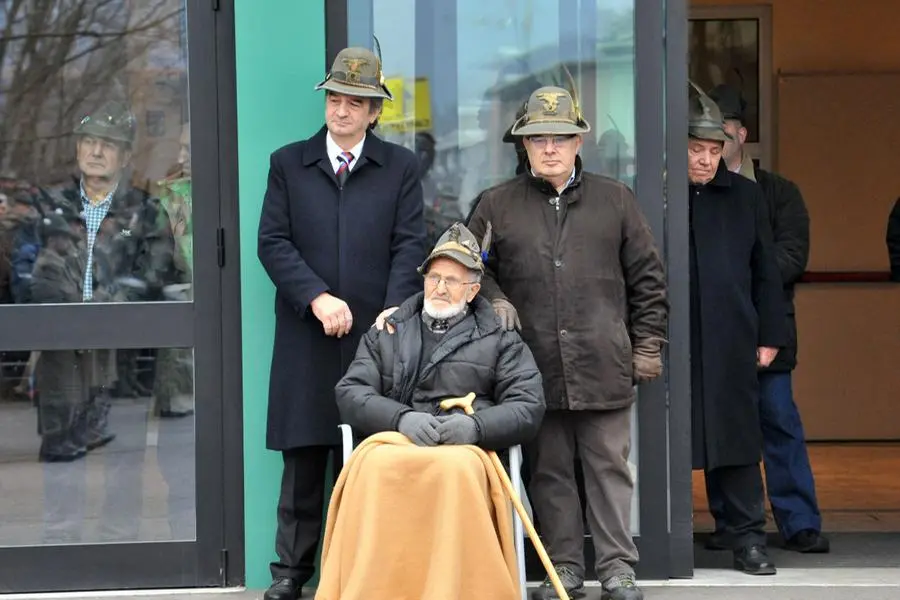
[338,424,353,466]
[509,444,522,474]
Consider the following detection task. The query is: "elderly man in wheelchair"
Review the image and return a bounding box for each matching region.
[314,222,545,600]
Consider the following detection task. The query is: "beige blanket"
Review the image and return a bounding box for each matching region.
[315,432,519,600]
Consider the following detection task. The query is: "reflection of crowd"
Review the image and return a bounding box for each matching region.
[0,100,194,465]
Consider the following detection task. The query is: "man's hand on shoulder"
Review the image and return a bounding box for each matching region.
[311,292,353,338]
[492,298,521,331]
[374,306,399,334]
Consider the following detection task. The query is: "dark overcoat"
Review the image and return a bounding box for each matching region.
[690,163,786,470]
[258,126,426,450]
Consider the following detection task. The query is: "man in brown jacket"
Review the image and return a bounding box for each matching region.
[467,86,668,600]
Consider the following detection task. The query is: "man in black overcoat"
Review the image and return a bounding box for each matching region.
[686,83,786,575]
[704,84,829,554]
[257,46,426,600]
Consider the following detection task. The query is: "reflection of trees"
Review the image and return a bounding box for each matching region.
[688,19,759,137]
[0,0,183,183]
[689,20,751,90]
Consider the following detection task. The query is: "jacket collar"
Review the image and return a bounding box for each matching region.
[736,152,756,182]
[59,174,140,214]
[694,161,732,189]
[302,125,386,168]
[526,154,584,197]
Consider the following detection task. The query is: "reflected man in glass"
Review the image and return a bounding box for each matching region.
[29,100,178,543]
[467,86,668,600]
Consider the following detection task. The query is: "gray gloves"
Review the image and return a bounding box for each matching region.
[397,411,481,446]
[436,414,480,445]
[492,298,521,331]
[397,412,441,446]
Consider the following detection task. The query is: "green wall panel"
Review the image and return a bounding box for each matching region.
[235,0,325,589]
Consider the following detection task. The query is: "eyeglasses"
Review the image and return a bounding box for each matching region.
[424,273,478,292]
[525,135,576,148]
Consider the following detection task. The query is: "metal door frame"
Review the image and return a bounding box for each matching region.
[664,0,695,579]
[0,1,244,591]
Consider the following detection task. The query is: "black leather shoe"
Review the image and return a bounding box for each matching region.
[785,529,830,553]
[734,544,777,575]
[263,577,301,600]
[704,530,732,551]
[531,565,586,599]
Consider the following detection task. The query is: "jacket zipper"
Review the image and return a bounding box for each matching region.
[552,189,569,408]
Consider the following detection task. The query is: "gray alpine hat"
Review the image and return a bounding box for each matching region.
[314,47,393,100]
[688,81,733,142]
[509,86,591,137]
[418,222,492,274]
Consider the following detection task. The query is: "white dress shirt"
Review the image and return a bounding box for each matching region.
[326,131,366,174]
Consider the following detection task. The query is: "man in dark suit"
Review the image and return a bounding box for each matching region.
[257,46,426,600]
[706,84,828,555]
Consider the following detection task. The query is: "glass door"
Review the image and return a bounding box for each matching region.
[0,1,230,591]
[334,0,673,580]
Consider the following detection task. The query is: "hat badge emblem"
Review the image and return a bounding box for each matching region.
[341,57,369,83]
[536,91,565,115]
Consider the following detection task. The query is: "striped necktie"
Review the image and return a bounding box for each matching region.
[335,151,354,184]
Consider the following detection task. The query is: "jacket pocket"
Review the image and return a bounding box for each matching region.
[614,320,634,382]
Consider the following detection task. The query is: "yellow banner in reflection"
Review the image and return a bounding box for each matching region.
[380,77,432,133]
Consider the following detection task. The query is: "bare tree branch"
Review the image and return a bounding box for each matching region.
[0,0,187,181]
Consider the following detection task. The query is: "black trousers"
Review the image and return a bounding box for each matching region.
[704,463,767,548]
[270,445,339,583]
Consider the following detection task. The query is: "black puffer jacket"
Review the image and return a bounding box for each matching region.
[335,292,545,451]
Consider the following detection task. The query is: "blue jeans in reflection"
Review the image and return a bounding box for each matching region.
[157,411,196,540]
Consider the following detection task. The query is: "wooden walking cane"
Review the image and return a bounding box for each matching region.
[440,393,570,600]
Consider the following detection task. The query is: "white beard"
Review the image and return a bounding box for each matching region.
[423,297,467,319]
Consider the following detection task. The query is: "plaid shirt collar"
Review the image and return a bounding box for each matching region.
[79,177,118,209]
